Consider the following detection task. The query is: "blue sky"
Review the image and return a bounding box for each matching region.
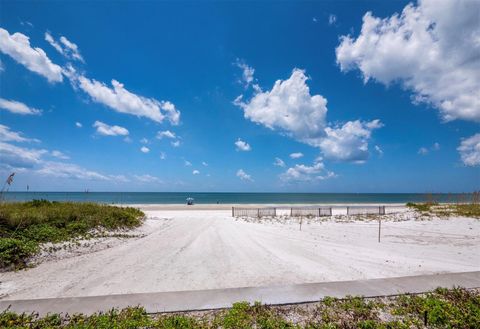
[0,0,479,192]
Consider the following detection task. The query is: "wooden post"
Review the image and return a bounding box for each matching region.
[290,207,293,217]
[318,208,321,217]
[232,207,234,217]
[257,208,260,218]
[274,207,276,217]
[347,206,350,216]
[378,218,381,243]
[300,217,302,231]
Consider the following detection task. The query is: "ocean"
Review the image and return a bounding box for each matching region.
[1,192,473,204]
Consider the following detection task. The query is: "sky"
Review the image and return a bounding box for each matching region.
[0,0,479,193]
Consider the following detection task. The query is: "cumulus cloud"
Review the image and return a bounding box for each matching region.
[67,72,180,124]
[318,120,383,163]
[140,146,150,153]
[236,169,253,182]
[235,59,255,88]
[93,121,129,136]
[192,170,200,175]
[235,138,251,151]
[418,147,429,155]
[184,160,192,166]
[234,68,381,162]
[0,28,63,82]
[289,152,304,159]
[0,124,39,143]
[156,130,176,139]
[0,98,41,115]
[171,140,181,147]
[336,0,480,122]
[273,157,285,167]
[202,161,208,167]
[159,152,166,160]
[457,133,480,166]
[45,32,84,62]
[280,158,336,182]
[75,122,82,128]
[374,145,383,156]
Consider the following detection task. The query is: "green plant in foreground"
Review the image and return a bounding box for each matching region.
[0,200,144,270]
[2,288,478,328]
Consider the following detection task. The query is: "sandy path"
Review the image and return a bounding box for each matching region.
[1,210,479,300]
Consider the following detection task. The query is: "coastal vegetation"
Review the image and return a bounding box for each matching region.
[0,200,144,270]
[1,287,479,328]
[406,202,480,218]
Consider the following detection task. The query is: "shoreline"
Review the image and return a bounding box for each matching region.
[128,203,407,211]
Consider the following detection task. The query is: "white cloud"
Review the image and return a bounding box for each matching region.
[418,147,429,155]
[0,141,46,169]
[140,146,150,153]
[192,170,200,175]
[159,152,166,160]
[140,138,149,144]
[0,139,115,181]
[156,130,176,139]
[75,122,82,128]
[318,120,383,162]
[0,28,63,83]
[273,157,285,167]
[457,133,480,166]
[184,160,192,166]
[68,73,180,124]
[0,98,42,115]
[36,161,108,180]
[235,59,255,88]
[234,68,381,162]
[93,121,129,136]
[235,69,327,142]
[51,150,69,160]
[44,32,63,55]
[171,140,181,147]
[236,169,253,182]
[280,158,336,182]
[202,161,208,166]
[45,32,84,63]
[0,124,39,143]
[235,138,251,151]
[134,174,162,183]
[59,35,84,62]
[328,14,337,25]
[374,145,383,156]
[289,152,304,159]
[336,0,480,122]
[418,142,441,155]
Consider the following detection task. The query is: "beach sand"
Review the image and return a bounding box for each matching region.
[1,206,479,300]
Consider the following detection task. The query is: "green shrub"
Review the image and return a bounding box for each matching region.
[0,238,38,268]
[0,201,144,270]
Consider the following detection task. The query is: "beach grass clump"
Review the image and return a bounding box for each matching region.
[406,202,480,218]
[0,200,144,269]
[1,287,479,328]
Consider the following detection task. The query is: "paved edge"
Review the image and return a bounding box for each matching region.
[1,271,479,316]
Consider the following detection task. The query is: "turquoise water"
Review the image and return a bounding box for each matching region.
[1,192,473,204]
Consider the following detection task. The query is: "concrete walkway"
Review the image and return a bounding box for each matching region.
[1,271,479,316]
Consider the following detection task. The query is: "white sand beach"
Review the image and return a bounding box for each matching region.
[1,205,479,300]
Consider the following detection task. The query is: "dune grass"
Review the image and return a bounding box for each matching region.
[1,287,479,328]
[0,200,144,270]
[406,202,480,218]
